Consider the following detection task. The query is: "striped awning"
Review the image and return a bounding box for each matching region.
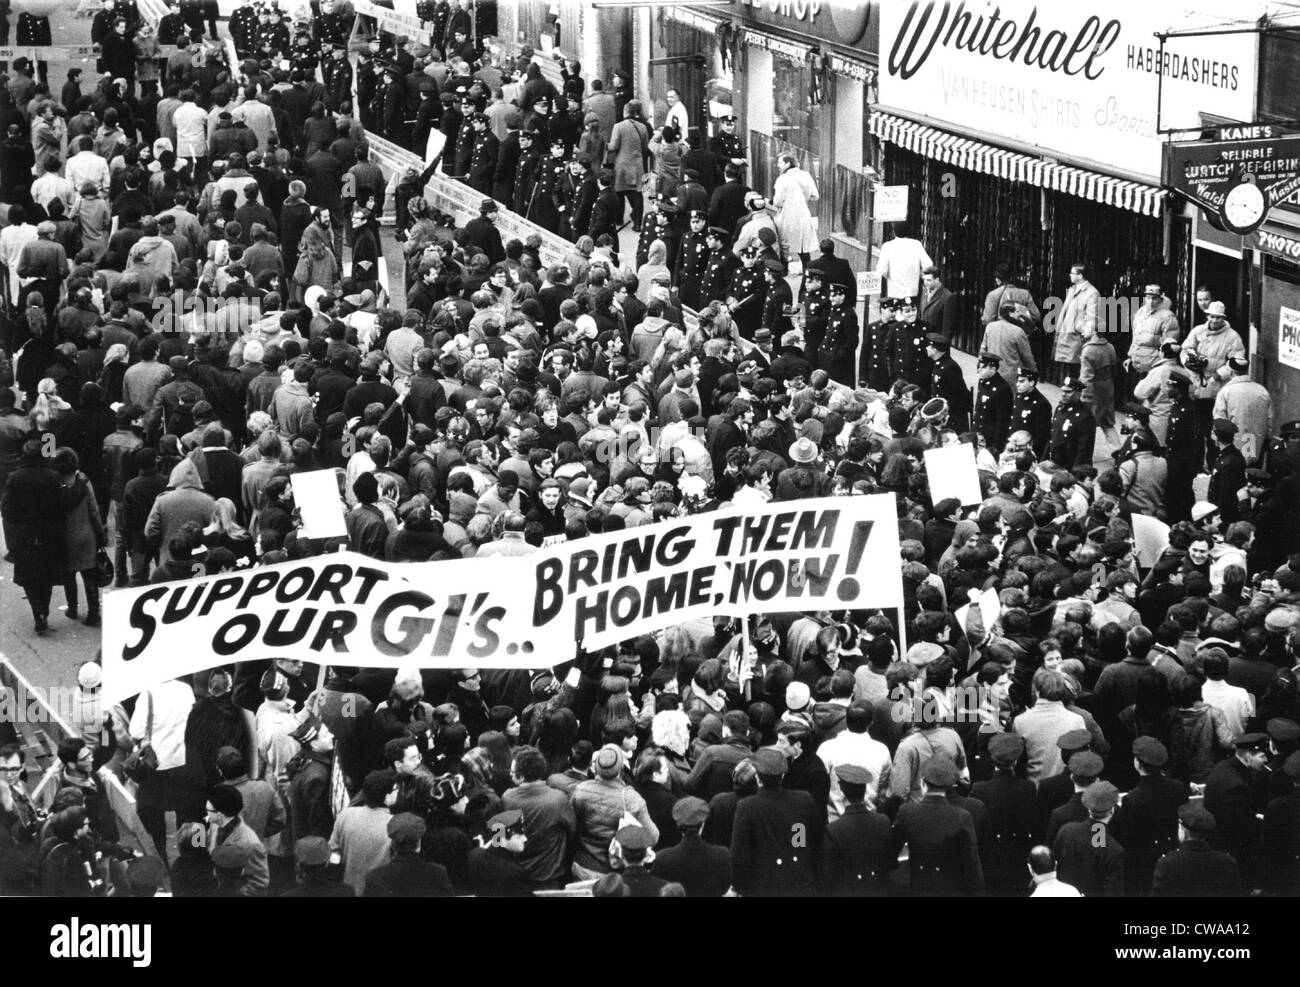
[869,111,1166,218]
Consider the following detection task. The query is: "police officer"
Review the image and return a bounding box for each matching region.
[970,733,1036,897]
[1112,737,1189,897]
[1164,373,1198,523]
[1010,368,1052,461]
[634,209,662,270]
[452,95,478,180]
[512,129,542,218]
[819,281,859,388]
[651,200,680,273]
[291,22,318,76]
[710,113,745,174]
[529,137,568,234]
[561,153,597,243]
[760,258,793,342]
[1053,781,1125,897]
[1207,418,1247,525]
[1151,803,1245,897]
[887,755,983,896]
[467,113,499,197]
[802,267,832,361]
[859,295,896,392]
[674,210,710,310]
[1049,376,1096,469]
[927,333,970,433]
[820,765,892,897]
[892,296,931,394]
[229,0,261,59]
[702,226,737,305]
[725,245,767,340]
[972,351,1013,454]
[1261,751,1300,896]
[254,5,288,60]
[324,45,352,112]
[382,64,412,149]
[1204,732,1272,889]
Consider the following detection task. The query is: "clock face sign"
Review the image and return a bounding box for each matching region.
[1219,176,1268,235]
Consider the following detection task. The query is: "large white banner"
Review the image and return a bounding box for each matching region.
[879,0,1261,180]
[102,495,904,701]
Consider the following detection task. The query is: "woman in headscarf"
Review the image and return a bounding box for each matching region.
[96,343,130,405]
[635,238,670,302]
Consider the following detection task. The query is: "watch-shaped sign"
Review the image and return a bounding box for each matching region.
[1220,174,1268,234]
[1164,134,1300,236]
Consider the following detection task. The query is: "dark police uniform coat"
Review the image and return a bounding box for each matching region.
[931,354,971,432]
[1164,395,1198,522]
[819,303,859,387]
[889,793,983,896]
[652,833,732,897]
[1203,756,1266,884]
[761,277,794,339]
[464,846,533,897]
[1112,774,1188,896]
[702,247,738,305]
[1150,840,1244,896]
[892,318,931,392]
[1049,400,1097,468]
[1261,788,1300,896]
[726,263,767,338]
[973,372,1014,453]
[860,315,895,392]
[1012,387,1053,460]
[363,852,455,897]
[1207,443,1247,525]
[512,150,541,217]
[730,787,819,897]
[529,153,569,234]
[803,286,832,359]
[820,803,893,896]
[468,129,500,196]
[1053,819,1125,897]
[971,769,1036,896]
[674,230,711,310]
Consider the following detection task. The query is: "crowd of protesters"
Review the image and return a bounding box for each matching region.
[0,0,1297,899]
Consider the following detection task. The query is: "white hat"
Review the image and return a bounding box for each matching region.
[77,663,103,690]
[785,681,811,712]
[1190,501,1221,522]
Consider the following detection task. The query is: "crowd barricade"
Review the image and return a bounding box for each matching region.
[0,655,153,855]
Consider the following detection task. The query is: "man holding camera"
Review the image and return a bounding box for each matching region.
[1181,301,1245,470]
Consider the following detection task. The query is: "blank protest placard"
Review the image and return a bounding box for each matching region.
[923,443,983,506]
[291,469,348,540]
[1132,514,1170,569]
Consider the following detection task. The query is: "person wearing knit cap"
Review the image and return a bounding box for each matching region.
[362,813,454,897]
[888,753,984,895]
[1112,736,1190,895]
[1050,780,1124,897]
[1150,803,1244,896]
[205,783,270,896]
[652,796,732,897]
[571,745,660,878]
[730,746,820,896]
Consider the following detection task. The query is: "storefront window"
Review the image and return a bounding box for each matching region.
[772,53,820,155]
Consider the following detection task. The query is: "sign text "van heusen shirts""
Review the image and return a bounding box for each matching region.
[888,0,1120,82]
